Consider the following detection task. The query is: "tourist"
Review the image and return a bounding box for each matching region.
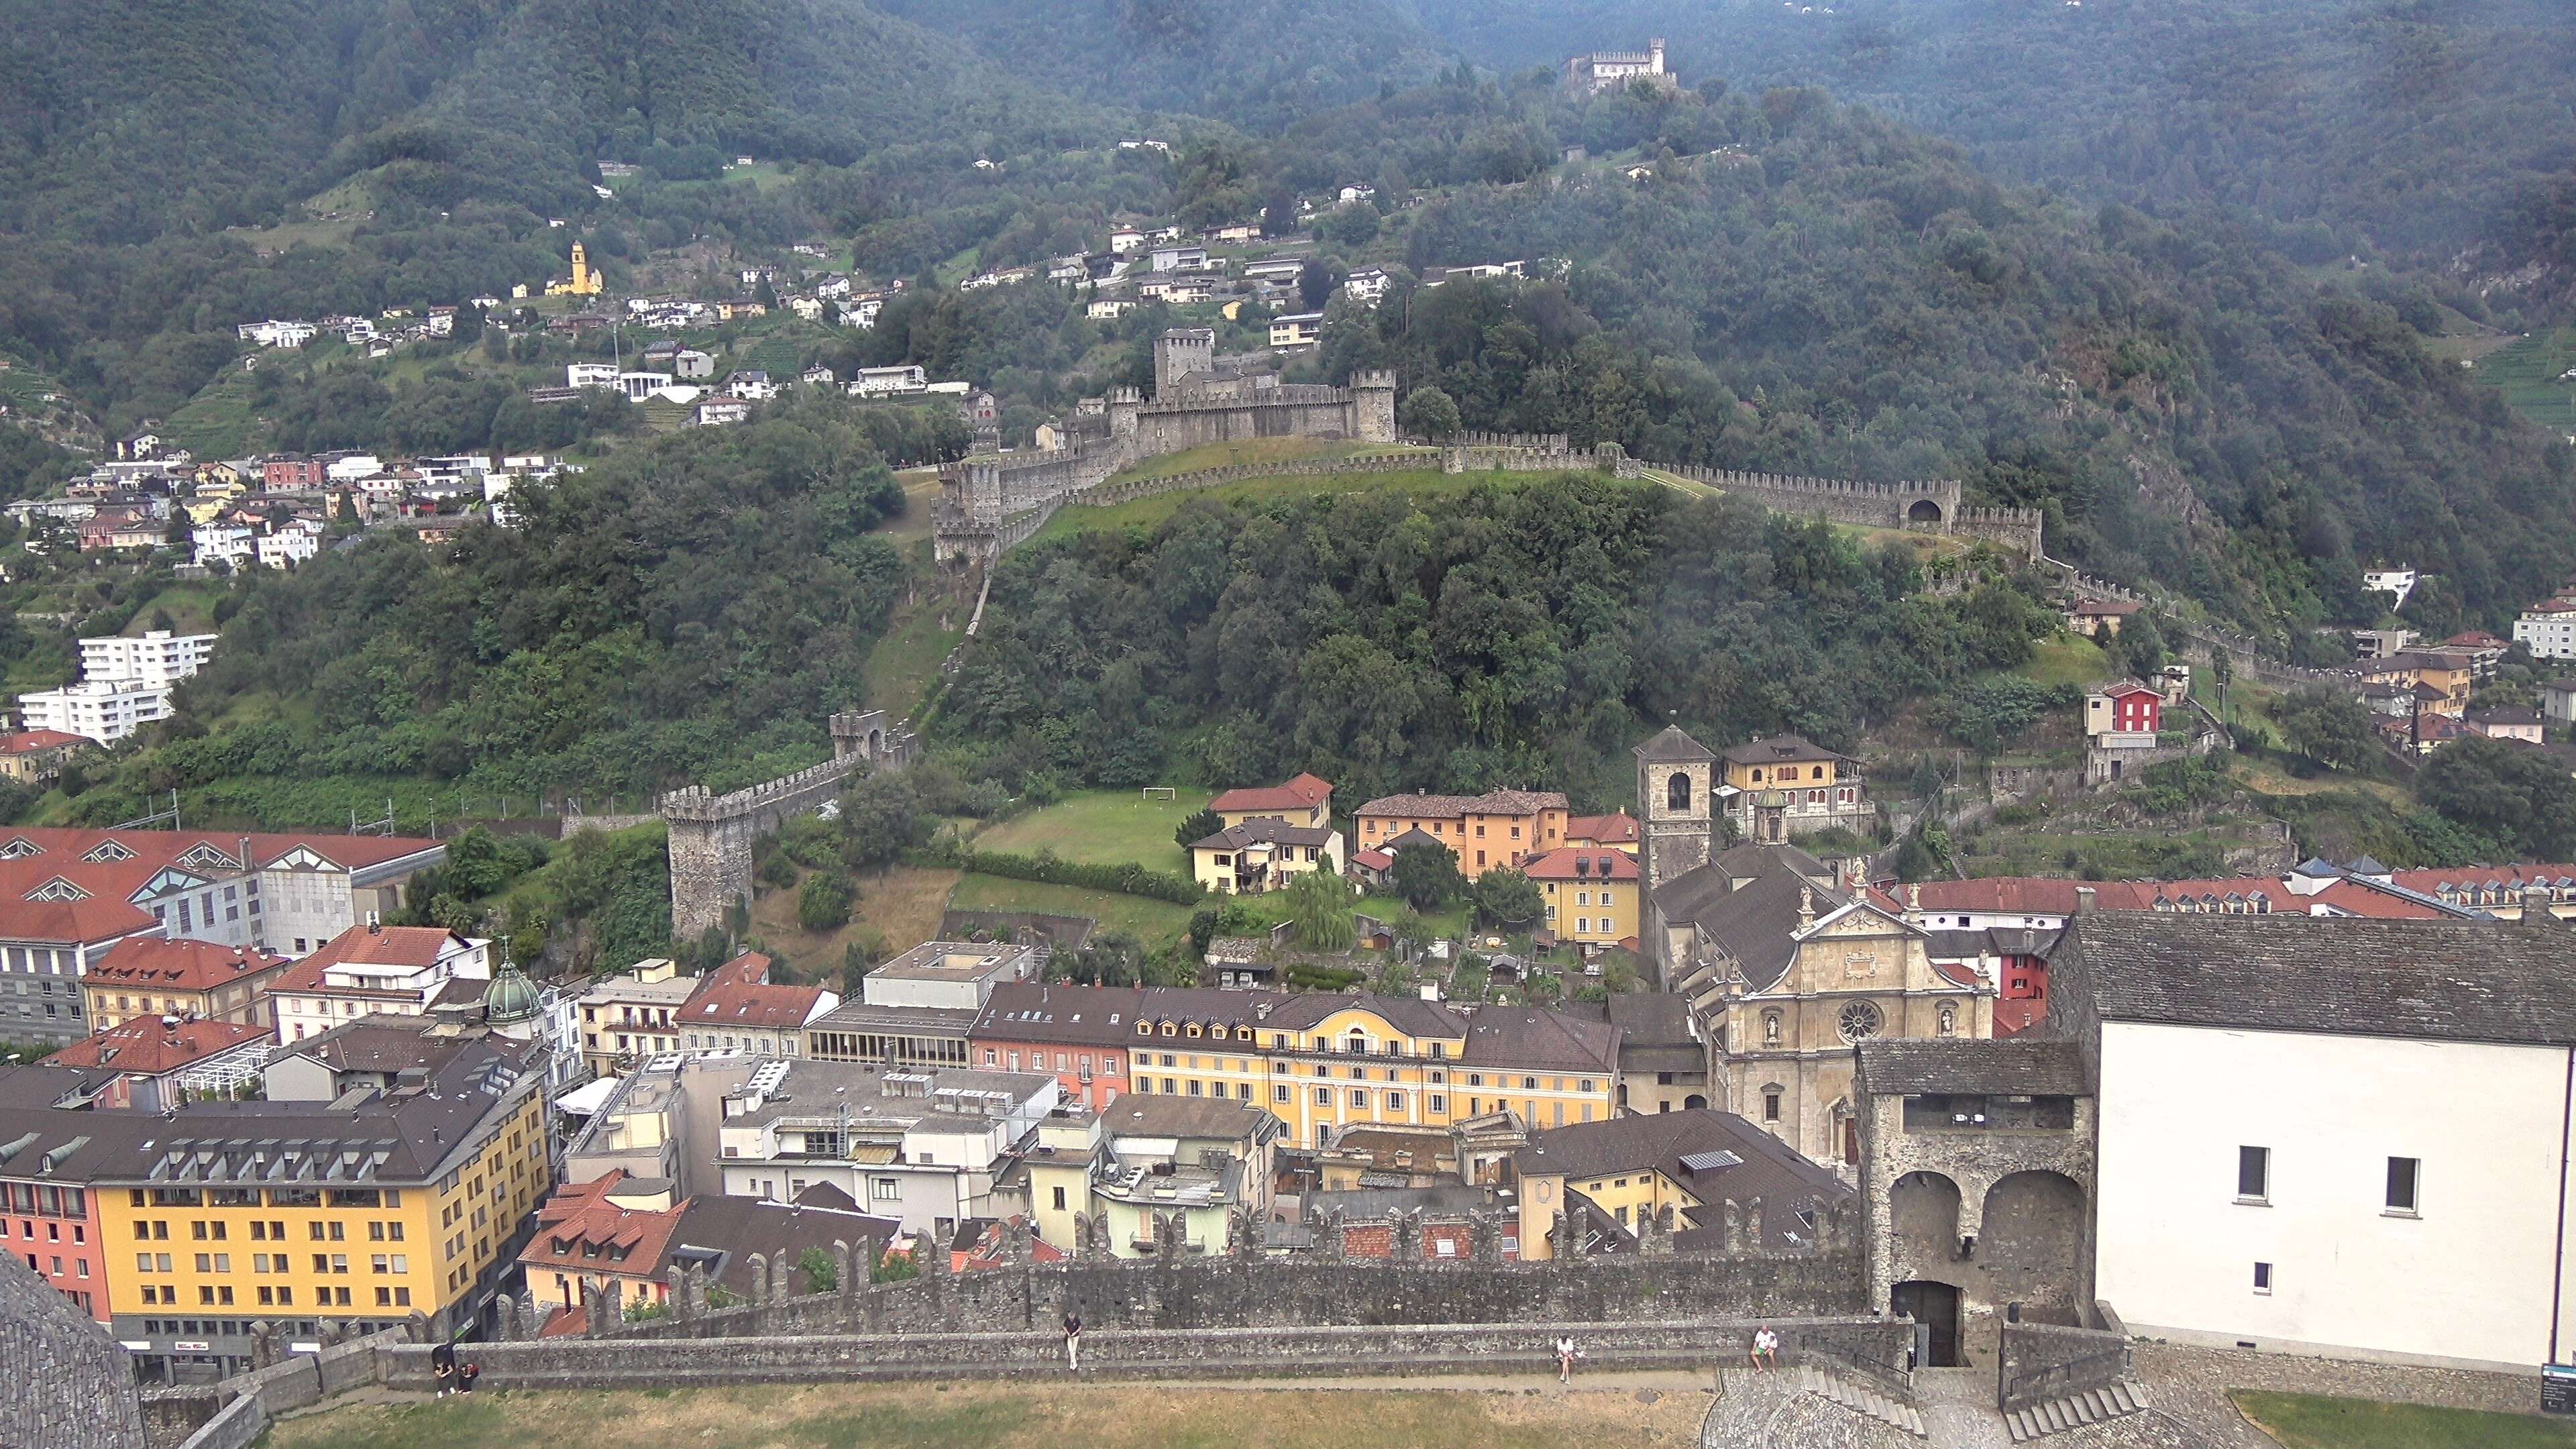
[458,1361,480,1395]
[431,1341,457,1397]
[1556,1334,1577,1383]
[1063,1306,1083,1372]
[1751,1326,1780,1371]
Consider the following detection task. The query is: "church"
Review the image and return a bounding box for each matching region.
[1633,725,1993,1168]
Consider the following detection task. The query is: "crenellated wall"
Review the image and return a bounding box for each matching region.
[660,713,917,940]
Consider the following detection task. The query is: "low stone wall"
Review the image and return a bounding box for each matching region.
[937,910,1097,951]
[170,1395,265,1449]
[140,1328,405,1448]
[2000,1310,2132,1412]
[386,1316,1898,1392]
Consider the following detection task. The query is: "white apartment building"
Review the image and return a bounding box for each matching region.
[2515,598,2576,660]
[2070,914,2576,1373]
[267,922,493,1040]
[715,1059,1058,1238]
[848,364,928,397]
[82,629,217,688]
[17,679,174,744]
[256,527,320,570]
[2359,567,2417,609]
[191,526,257,571]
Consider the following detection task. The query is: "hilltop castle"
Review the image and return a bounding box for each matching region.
[1565,39,1678,96]
[934,329,1395,560]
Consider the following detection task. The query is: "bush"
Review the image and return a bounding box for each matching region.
[797,871,855,931]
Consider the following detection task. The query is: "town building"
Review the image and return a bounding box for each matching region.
[2465,705,2545,743]
[1080,1094,1282,1257]
[1187,816,1342,895]
[1513,1108,1849,1260]
[1715,735,1874,842]
[44,1016,273,1110]
[2084,679,2169,785]
[2514,596,2576,659]
[975,985,1619,1149]
[79,630,216,689]
[517,1170,896,1331]
[1562,812,1640,854]
[674,950,835,1055]
[79,937,293,1031]
[95,1034,548,1381]
[0,728,87,785]
[0,1090,149,1323]
[967,982,1141,1110]
[2542,677,2576,728]
[1350,789,1571,873]
[2359,566,2417,608]
[559,1053,762,1201]
[712,1059,1059,1240]
[2061,598,2139,637]
[2042,913,2576,1373]
[1562,38,1676,95]
[1267,311,1324,350]
[17,680,176,745]
[574,957,698,1075]
[1521,846,1638,949]
[804,937,1041,1073]
[266,922,491,1042]
[1210,772,1333,829]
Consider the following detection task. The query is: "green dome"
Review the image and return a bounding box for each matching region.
[481,963,540,1025]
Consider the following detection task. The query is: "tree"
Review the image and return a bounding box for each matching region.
[1174,807,1224,851]
[1398,386,1461,441]
[1285,869,1358,951]
[1297,259,1335,311]
[839,772,925,870]
[1388,840,1466,910]
[2420,735,2576,860]
[796,1246,839,1293]
[1472,867,1543,929]
[796,871,854,932]
[2277,686,2380,773]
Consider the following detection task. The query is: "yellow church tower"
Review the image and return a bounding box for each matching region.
[549,241,604,298]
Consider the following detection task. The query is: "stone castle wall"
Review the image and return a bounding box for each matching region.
[659,712,915,941]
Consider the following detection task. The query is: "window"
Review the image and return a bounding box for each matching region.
[1350,1089,1368,1106]
[870,1178,900,1203]
[1273,1084,1290,1102]
[1666,772,1691,811]
[1314,1087,1331,1105]
[2385,1157,2420,1215]
[1052,1186,1067,1212]
[2237,1146,2270,1203]
[2252,1262,2273,1294]
[1428,1095,1446,1114]
[1762,1087,1782,1122]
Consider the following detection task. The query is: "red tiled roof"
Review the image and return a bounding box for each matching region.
[49,1015,270,1074]
[682,951,824,1031]
[2093,679,2162,700]
[1210,773,1334,814]
[1906,879,2094,915]
[1356,789,1570,818]
[521,1172,686,1279]
[269,924,474,995]
[1520,847,1639,881]
[0,730,87,755]
[1564,812,1639,845]
[1352,849,1393,871]
[85,936,291,992]
[2068,598,2141,615]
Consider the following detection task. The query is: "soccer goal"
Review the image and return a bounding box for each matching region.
[1140,786,1179,802]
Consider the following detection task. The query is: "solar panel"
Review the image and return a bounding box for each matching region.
[1678,1150,1743,1172]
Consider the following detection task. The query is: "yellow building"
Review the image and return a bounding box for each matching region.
[1511,1108,1849,1260]
[545,241,604,298]
[1110,989,1619,1150]
[95,1038,547,1378]
[1717,735,1873,843]
[1562,812,1640,855]
[80,936,295,1032]
[1521,845,1640,948]
[1187,817,1343,895]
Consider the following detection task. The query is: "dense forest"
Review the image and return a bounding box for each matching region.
[946,478,2059,808]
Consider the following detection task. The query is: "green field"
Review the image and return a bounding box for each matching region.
[947,872,1203,943]
[1103,437,1420,484]
[969,788,1214,872]
[254,1380,1706,1449]
[861,608,968,720]
[122,583,229,636]
[2017,633,2114,690]
[160,365,264,458]
[1029,468,1613,547]
[2232,1391,2576,1449]
[2473,328,2576,439]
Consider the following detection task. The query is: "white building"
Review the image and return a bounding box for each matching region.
[256,525,321,570]
[267,922,493,1042]
[323,453,383,485]
[17,680,175,745]
[566,363,620,390]
[714,1059,1058,1237]
[848,364,928,397]
[2069,913,2576,1373]
[2514,598,2576,660]
[2360,567,2417,609]
[860,940,1043,1012]
[1268,311,1324,350]
[1345,268,1391,305]
[189,525,257,571]
[83,630,217,688]
[235,320,317,349]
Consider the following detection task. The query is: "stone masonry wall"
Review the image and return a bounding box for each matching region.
[661,751,870,941]
[0,1252,146,1449]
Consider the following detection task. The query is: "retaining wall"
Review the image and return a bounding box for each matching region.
[2000,1305,2133,1412]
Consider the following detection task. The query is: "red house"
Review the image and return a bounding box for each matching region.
[967,981,1141,1110]
[261,455,326,491]
[2085,680,2163,744]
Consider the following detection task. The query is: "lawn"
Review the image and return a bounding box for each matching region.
[2231,1391,2576,1449]
[2017,633,2114,690]
[860,607,967,720]
[2467,327,2576,439]
[121,583,229,636]
[1028,468,1611,547]
[161,366,266,458]
[1103,437,1419,484]
[947,873,1200,946]
[256,1381,1707,1449]
[747,863,962,979]
[969,788,1214,873]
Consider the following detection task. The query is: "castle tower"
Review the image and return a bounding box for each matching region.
[1350,370,1398,443]
[1154,328,1215,398]
[1634,724,1715,894]
[1649,37,1666,74]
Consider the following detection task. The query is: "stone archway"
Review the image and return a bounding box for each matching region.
[1907,498,1945,526]
[1890,1170,1963,1282]
[1682,1093,1708,1110]
[1977,1170,2089,1322]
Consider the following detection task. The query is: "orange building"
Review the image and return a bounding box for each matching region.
[1350,789,1570,874]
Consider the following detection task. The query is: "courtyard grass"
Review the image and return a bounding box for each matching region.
[2231,1390,2576,1449]
[256,1381,1707,1449]
[1027,468,1615,547]
[967,788,1214,873]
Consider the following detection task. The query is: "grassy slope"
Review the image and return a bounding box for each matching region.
[2232,1391,2576,1449]
[258,1381,1707,1449]
[2473,329,2576,439]
[947,873,1199,945]
[966,788,1214,874]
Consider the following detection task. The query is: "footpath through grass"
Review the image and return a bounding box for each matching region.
[967,788,1213,873]
[257,1380,1706,1449]
[2232,1390,2576,1449]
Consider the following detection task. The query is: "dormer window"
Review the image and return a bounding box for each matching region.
[83,842,136,863]
[1160,1022,1176,1036]
[1185,1023,1201,1038]
[1136,1022,1152,1036]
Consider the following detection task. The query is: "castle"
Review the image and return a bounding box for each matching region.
[1565,39,1678,96]
[933,329,1396,561]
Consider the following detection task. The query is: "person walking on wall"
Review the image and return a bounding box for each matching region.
[1063,1305,1084,1373]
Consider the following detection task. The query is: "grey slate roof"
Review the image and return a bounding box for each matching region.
[1654,855,1850,991]
[1634,725,1716,763]
[1856,1040,2088,1097]
[1513,1108,1849,1250]
[2072,914,2576,1046]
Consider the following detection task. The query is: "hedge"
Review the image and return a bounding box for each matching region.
[906,845,1206,905]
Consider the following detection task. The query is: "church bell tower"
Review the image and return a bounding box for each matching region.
[1634,724,1715,894]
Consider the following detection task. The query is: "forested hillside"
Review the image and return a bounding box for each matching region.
[1408,0,2576,299]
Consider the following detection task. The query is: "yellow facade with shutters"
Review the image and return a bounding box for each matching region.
[1536,876,1638,946]
[97,1085,547,1334]
[1119,1004,1617,1150]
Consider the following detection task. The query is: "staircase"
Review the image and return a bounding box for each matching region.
[1791,1362,1927,1437]
[2003,1379,2153,1442]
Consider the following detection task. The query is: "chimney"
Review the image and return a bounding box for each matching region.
[2074,886,2096,918]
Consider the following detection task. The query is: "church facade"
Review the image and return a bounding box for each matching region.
[1633,724,1992,1168]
